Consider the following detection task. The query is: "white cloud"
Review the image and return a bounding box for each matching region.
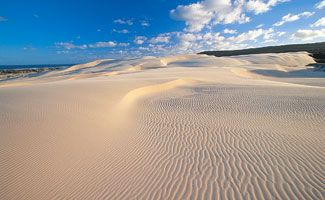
[178,31,248,52]
[55,42,88,50]
[170,2,213,32]
[56,50,70,55]
[170,0,289,32]
[174,28,279,52]
[55,41,129,50]
[311,17,325,27]
[23,46,36,51]
[273,11,314,26]
[140,20,150,27]
[223,28,237,34]
[134,36,147,45]
[213,0,250,25]
[133,27,291,56]
[149,36,171,44]
[118,43,130,47]
[89,41,117,48]
[316,0,325,9]
[246,0,290,14]
[114,19,133,25]
[0,16,7,22]
[113,29,129,34]
[170,0,250,32]
[228,28,273,43]
[256,24,264,28]
[293,29,325,40]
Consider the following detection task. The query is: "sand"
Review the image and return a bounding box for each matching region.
[0,52,324,199]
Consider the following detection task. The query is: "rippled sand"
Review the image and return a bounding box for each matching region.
[0,52,324,199]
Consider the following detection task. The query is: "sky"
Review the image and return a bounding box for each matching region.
[0,0,324,65]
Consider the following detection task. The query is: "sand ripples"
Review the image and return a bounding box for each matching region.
[95,83,325,200]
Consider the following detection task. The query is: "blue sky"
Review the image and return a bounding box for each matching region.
[0,0,324,64]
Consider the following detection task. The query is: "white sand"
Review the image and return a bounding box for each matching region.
[0,52,324,199]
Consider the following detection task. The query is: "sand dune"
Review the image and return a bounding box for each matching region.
[62,59,114,72]
[120,78,199,107]
[234,52,315,67]
[0,52,324,199]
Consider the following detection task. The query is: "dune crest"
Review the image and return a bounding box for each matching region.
[63,59,114,72]
[120,78,200,107]
[160,55,193,66]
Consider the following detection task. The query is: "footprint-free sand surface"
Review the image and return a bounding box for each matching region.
[0,52,324,199]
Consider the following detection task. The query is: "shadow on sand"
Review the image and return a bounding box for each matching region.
[252,67,325,78]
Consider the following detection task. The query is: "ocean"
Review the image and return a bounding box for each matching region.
[0,64,76,70]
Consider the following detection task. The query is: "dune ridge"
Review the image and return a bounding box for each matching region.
[120,78,200,107]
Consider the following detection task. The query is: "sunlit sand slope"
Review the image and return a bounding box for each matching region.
[0,52,324,199]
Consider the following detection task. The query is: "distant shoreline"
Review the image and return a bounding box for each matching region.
[0,64,77,81]
[0,63,77,70]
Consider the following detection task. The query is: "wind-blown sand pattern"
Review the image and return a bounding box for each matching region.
[0,52,324,199]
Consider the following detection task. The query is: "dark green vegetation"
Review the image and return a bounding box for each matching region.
[0,67,60,75]
[0,67,62,81]
[199,42,325,65]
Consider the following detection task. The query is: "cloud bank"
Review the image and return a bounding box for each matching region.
[170,0,290,32]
